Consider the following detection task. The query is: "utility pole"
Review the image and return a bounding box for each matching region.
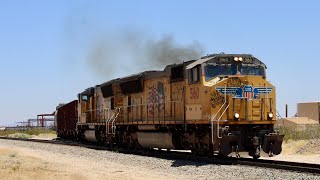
[318,102,320,124]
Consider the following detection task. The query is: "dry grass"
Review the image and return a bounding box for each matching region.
[280,125,320,142]
[0,129,56,137]
[0,147,88,180]
[281,140,309,154]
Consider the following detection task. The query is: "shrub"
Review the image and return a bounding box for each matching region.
[280,125,320,142]
[0,128,56,137]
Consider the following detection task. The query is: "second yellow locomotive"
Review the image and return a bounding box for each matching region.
[76,53,283,158]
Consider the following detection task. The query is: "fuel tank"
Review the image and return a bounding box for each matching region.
[84,130,98,143]
[137,132,175,150]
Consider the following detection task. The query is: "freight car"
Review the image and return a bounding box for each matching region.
[55,100,78,139]
[59,53,284,159]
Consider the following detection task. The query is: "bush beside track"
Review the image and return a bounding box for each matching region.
[0,129,56,138]
[280,125,320,142]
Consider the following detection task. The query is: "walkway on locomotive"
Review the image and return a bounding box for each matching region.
[77,54,277,126]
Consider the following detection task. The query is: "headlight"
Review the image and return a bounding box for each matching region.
[234,113,240,119]
[268,112,274,119]
[234,57,243,62]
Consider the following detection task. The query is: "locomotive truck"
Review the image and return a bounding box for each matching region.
[56,53,284,159]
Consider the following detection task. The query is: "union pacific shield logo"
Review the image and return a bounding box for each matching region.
[243,85,254,100]
[215,86,273,101]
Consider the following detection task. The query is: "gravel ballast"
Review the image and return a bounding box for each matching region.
[0,139,319,180]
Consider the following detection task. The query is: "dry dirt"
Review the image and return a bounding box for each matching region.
[0,146,179,180]
[5,133,57,140]
[268,139,320,164]
[1,138,320,180]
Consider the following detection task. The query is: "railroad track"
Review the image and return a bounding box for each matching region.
[1,136,320,174]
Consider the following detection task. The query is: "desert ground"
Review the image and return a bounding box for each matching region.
[0,136,320,180]
[269,139,320,164]
[0,140,178,180]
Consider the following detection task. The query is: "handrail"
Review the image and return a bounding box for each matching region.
[82,108,110,122]
[107,109,117,135]
[81,100,184,126]
[111,108,121,134]
[106,107,122,135]
[211,85,227,121]
[264,99,284,134]
[217,103,231,122]
[106,109,116,135]
[211,85,228,145]
[210,96,247,147]
[117,100,183,109]
[124,100,183,123]
[261,86,284,134]
[273,104,285,135]
[212,99,232,139]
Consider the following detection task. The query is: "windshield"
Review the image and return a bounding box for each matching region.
[204,64,237,81]
[204,64,265,81]
[241,66,265,76]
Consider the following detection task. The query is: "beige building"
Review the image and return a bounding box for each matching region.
[297,102,320,123]
[277,117,318,130]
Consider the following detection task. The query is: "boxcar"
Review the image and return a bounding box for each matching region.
[56,100,78,139]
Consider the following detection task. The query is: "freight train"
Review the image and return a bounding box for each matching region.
[55,53,284,159]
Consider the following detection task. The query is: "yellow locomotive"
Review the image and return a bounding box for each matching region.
[76,53,283,158]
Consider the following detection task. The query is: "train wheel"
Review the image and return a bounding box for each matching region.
[253,147,261,159]
[268,143,274,157]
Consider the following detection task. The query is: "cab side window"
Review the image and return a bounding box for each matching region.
[81,95,88,102]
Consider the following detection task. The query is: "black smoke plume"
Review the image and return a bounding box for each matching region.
[86,29,204,78]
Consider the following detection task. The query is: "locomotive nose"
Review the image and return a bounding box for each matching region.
[209,76,283,158]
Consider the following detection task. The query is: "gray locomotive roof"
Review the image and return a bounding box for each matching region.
[99,60,195,89]
[98,70,165,89]
[186,54,266,69]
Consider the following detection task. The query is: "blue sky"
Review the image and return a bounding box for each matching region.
[0,1,319,125]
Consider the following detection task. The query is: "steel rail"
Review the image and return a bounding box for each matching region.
[1,137,320,175]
